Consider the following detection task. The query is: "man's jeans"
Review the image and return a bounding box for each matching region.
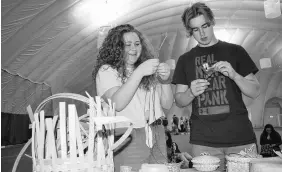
[192,143,257,171]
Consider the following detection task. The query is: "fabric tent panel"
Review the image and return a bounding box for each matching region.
[1,70,52,115]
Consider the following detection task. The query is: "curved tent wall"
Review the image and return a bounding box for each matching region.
[1,0,282,128]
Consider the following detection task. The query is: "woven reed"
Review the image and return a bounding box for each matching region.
[12,93,133,172]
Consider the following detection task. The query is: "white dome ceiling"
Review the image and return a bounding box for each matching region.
[1,0,282,126]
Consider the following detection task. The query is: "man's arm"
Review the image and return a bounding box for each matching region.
[175,78,210,107]
[174,84,194,107]
[233,73,260,99]
[213,61,260,99]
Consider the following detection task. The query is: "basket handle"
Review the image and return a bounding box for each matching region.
[34,93,92,114]
[34,93,133,151]
[111,124,133,151]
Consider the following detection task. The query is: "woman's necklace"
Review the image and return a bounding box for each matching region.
[126,66,134,77]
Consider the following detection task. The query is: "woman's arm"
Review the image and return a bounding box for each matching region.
[102,71,143,111]
[102,59,160,111]
[156,62,174,109]
[157,84,173,110]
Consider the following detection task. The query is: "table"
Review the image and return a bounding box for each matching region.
[180,168,220,172]
[250,157,282,172]
[135,168,220,172]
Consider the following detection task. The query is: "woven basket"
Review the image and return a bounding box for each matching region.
[225,155,255,172]
[165,161,183,172]
[193,164,220,172]
[14,93,133,172]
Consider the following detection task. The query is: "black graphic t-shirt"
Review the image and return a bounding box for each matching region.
[172,41,258,147]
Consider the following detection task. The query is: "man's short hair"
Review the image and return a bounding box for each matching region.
[181,2,215,36]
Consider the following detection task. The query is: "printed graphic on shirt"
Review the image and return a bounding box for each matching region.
[194,54,230,115]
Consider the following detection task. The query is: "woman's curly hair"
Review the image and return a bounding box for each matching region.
[92,24,157,90]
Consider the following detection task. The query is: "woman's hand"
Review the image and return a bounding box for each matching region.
[136,59,160,77]
[156,62,171,81]
[190,79,210,97]
[213,61,238,80]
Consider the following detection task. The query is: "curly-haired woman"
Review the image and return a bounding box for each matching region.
[93,24,173,171]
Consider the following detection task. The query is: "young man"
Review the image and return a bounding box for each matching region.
[172,2,260,171]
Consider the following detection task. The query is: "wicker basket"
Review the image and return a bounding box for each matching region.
[193,164,220,172]
[225,155,255,172]
[165,161,183,172]
[13,93,133,172]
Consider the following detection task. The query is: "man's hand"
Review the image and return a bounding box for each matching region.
[190,79,210,96]
[213,61,238,80]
